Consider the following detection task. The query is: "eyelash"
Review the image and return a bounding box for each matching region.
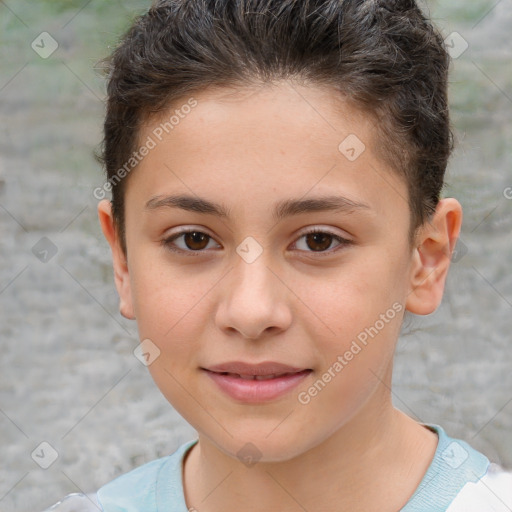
[161,227,353,257]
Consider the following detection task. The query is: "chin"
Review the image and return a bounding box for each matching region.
[201,422,320,465]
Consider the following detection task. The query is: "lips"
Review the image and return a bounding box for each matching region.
[202,361,312,402]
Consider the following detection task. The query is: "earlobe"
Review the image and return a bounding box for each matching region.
[97,199,136,320]
[405,198,463,315]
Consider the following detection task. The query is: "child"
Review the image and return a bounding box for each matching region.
[45,0,512,510]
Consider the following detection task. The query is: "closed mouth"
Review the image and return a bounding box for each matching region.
[210,370,312,380]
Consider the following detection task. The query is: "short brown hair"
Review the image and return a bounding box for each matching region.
[98,0,452,256]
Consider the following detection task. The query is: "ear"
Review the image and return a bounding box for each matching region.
[406,198,463,315]
[97,199,135,320]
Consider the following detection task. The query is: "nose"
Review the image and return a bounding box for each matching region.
[215,251,293,340]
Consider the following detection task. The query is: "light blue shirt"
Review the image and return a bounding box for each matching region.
[44,423,512,511]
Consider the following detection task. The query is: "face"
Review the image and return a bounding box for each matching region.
[99,80,456,463]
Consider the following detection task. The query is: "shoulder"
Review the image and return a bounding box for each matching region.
[96,439,197,511]
[41,439,198,512]
[402,424,512,512]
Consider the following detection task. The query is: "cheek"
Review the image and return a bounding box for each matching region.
[297,260,405,380]
[298,263,403,334]
[130,255,209,338]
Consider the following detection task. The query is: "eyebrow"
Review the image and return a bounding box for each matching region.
[144,194,370,222]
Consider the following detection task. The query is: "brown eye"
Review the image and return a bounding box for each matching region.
[304,232,333,252]
[162,229,219,255]
[293,229,352,256]
[163,228,352,257]
[182,231,210,250]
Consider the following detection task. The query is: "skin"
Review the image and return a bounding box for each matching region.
[98,80,462,511]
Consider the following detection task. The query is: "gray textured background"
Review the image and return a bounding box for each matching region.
[1,1,511,510]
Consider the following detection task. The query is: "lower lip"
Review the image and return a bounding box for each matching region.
[203,369,312,403]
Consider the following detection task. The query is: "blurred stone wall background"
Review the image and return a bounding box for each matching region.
[0,1,511,510]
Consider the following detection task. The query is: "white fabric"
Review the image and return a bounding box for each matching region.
[446,463,512,511]
[42,492,101,511]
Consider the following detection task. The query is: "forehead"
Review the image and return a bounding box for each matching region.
[158,81,377,150]
[127,80,408,223]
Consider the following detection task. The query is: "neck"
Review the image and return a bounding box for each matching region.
[183,396,438,512]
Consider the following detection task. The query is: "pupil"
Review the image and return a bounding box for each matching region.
[307,233,331,251]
